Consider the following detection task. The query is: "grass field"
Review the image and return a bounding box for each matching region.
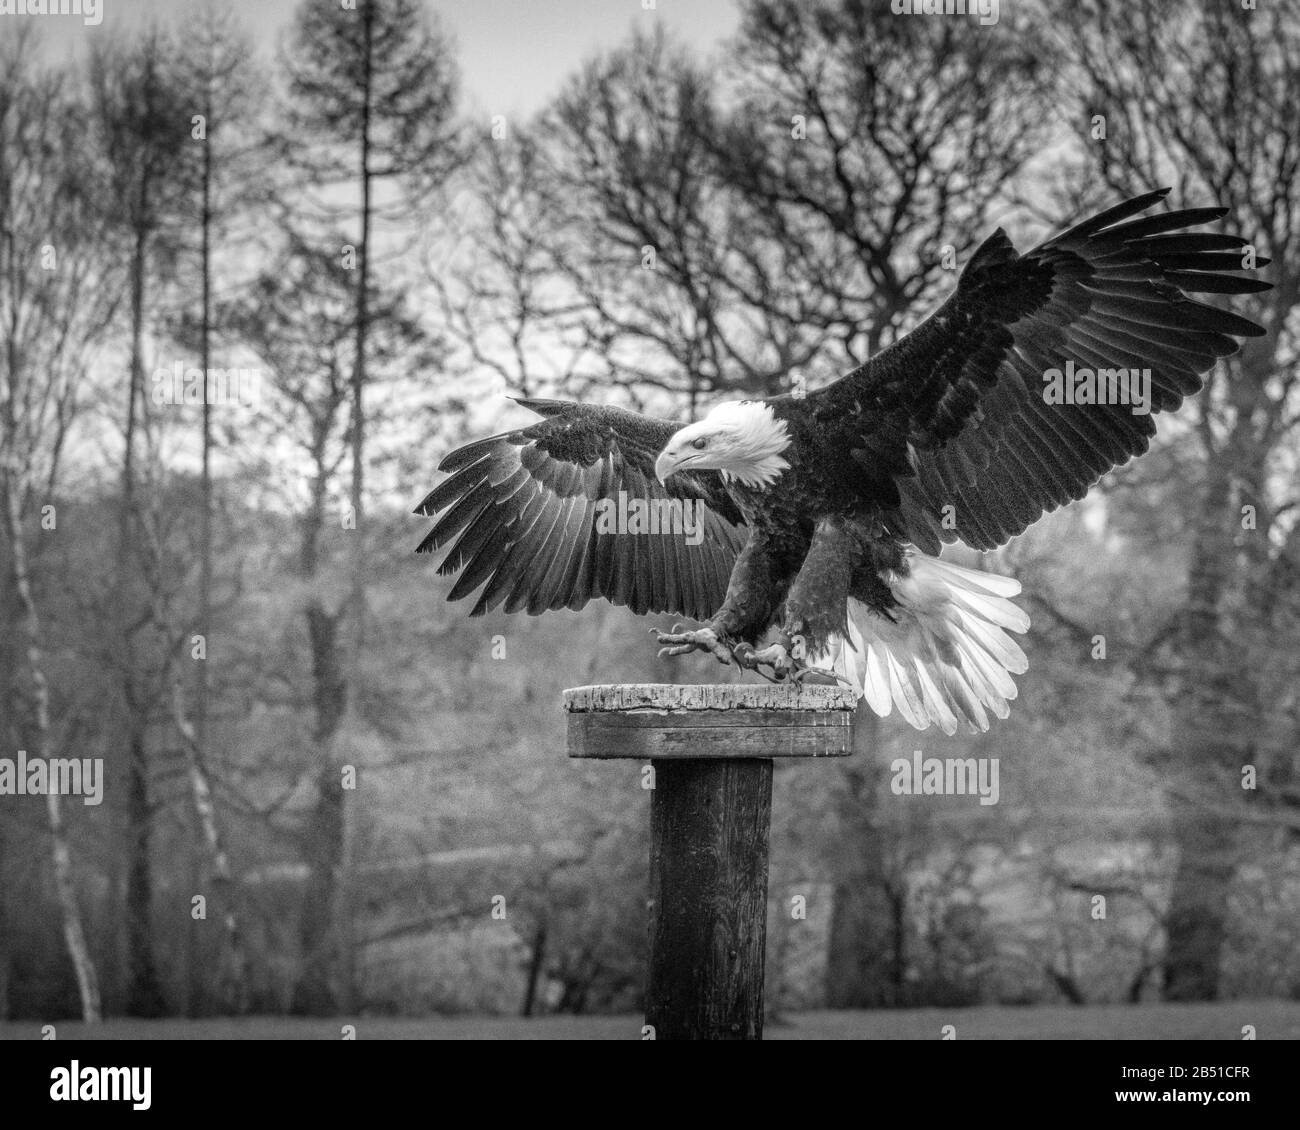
[2,1000,1297,1040]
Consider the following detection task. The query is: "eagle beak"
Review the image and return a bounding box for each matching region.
[654,450,678,485]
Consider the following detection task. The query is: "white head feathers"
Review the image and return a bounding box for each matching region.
[654,400,791,490]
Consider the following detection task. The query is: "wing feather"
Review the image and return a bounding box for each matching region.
[417,402,747,619]
[811,189,1269,550]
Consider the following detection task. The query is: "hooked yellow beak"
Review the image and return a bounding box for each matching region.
[655,449,679,485]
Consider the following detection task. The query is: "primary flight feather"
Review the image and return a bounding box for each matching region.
[416,189,1270,734]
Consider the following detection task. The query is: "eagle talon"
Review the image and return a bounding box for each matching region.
[748,643,794,673]
[654,626,732,665]
[742,643,850,689]
[729,641,791,683]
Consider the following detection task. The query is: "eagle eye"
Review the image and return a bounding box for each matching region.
[690,437,708,450]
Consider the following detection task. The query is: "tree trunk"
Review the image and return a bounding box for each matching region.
[521,919,547,1017]
[124,727,165,1017]
[347,0,374,659]
[115,213,165,1017]
[291,602,349,1015]
[194,65,217,1012]
[824,710,898,1007]
[1161,443,1255,1000]
[1,461,102,1022]
[292,763,346,1015]
[303,3,376,1019]
[174,680,249,1012]
[1163,806,1238,1001]
[48,791,103,1022]
[177,83,249,1015]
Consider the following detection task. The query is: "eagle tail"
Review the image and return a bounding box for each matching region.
[815,552,1029,735]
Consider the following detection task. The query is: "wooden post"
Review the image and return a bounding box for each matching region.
[564,684,856,1040]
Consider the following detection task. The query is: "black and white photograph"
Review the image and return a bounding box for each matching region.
[0,0,1297,1103]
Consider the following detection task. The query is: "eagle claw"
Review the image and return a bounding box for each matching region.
[656,629,852,688]
[656,626,732,665]
[737,642,852,688]
[732,642,792,682]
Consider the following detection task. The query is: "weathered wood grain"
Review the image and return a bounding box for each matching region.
[645,757,773,1040]
[563,683,857,760]
[564,683,857,713]
[567,712,851,759]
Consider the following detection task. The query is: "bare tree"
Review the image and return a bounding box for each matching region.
[88,26,198,1017]
[1054,0,1300,1000]
[276,0,460,1013]
[425,134,594,411]
[280,0,461,663]
[539,27,823,410]
[0,30,125,1023]
[719,0,1055,359]
[168,0,265,1016]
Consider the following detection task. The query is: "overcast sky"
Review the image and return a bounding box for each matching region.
[32,0,741,117]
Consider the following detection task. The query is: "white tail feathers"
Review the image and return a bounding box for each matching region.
[813,551,1029,735]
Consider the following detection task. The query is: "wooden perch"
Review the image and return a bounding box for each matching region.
[564,683,856,1040]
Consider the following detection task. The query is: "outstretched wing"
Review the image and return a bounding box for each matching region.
[807,188,1271,552]
[415,398,747,618]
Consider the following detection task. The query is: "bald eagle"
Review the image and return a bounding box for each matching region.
[417,189,1269,734]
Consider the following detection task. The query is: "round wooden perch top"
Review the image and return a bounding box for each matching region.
[563,683,857,760]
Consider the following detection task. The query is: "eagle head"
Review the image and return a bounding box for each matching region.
[654,400,791,490]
